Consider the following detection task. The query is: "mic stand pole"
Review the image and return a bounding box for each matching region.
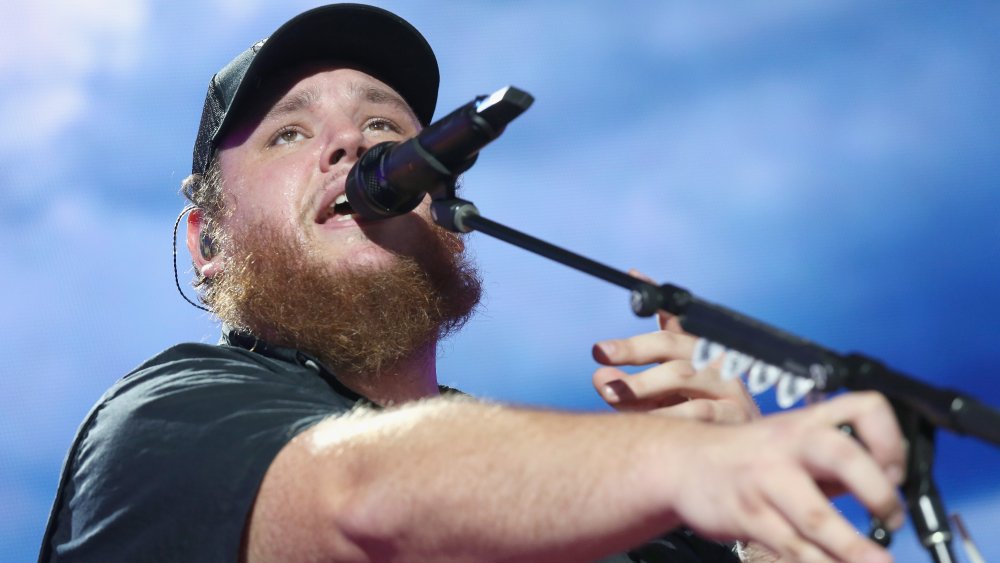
[430,195,1000,563]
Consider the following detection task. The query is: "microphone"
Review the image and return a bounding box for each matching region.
[345,85,534,220]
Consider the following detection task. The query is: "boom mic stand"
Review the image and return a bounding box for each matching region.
[431,193,1000,563]
[415,86,1000,563]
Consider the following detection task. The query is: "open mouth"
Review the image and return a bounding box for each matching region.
[319,193,356,223]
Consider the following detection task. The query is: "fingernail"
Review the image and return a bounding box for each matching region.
[602,384,620,403]
[596,341,616,359]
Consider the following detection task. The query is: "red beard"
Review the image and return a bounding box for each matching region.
[207,213,481,381]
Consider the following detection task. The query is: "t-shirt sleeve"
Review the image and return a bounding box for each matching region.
[47,344,354,563]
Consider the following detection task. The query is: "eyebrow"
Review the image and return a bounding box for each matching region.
[262,88,318,123]
[258,81,418,126]
[350,81,417,121]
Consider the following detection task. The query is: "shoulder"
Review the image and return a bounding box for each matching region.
[87,342,353,432]
[128,342,286,379]
[67,342,357,470]
[107,343,328,404]
[45,342,350,562]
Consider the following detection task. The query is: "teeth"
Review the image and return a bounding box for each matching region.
[324,192,355,222]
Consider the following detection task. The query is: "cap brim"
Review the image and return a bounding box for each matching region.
[215,4,439,144]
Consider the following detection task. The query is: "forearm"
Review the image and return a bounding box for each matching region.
[247,396,692,562]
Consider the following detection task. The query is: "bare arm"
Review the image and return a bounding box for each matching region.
[244,397,688,562]
[243,392,904,563]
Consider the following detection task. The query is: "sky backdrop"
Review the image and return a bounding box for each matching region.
[3,1,999,561]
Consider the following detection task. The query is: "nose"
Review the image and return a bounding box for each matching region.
[320,124,367,172]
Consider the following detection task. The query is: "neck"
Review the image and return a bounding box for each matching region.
[334,341,440,407]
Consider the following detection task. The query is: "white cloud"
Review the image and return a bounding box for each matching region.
[210,0,266,25]
[640,1,856,58]
[0,188,218,461]
[0,86,85,152]
[0,0,147,74]
[0,0,149,156]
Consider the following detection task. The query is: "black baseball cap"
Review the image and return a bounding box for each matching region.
[191,3,439,176]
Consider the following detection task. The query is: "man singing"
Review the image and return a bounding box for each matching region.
[40,5,905,562]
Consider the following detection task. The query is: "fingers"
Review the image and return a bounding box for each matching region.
[736,495,837,563]
[665,392,904,562]
[800,430,905,529]
[593,362,757,422]
[728,407,901,562]
[811,393,907,484]
[594,361,711,405]
[592,364,691,410]
[595,268,692,367]
[592,268,768,424]
[627,269,683,332]
[751,392,905,558]
[652,398,752,424]
[762,466,895,563]
[593,330,697,367]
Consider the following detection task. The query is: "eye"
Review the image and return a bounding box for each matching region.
[364,117,403,135]
[271,127,306,146]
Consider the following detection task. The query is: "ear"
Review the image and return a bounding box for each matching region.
[186,208,222,279]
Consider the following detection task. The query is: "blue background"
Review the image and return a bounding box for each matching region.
[3,1,998,561]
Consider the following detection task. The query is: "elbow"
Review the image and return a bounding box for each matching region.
[245,420,406,562]
[290,403,455,560]
[325,474,410,561]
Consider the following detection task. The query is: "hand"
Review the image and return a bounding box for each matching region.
[666,391,906,563]
[591,272,759,423]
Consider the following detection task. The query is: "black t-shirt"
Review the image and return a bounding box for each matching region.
[39,332,739,562]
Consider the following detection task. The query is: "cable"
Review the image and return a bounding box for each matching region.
[172,205,212,312]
